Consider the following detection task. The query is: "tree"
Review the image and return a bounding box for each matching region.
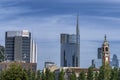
[117,68,120,80]
[36,70,41,80]
[78,71,85,80]
[104,64,111,80]
[26,69,33,80]
[110,67,118,80]
[58,69,65,80]
[94,71,98,80]
[45,68,55,80]
[41,71,46,80]
[2,63,28,80]
[98,65,111,80]
[87,66,93,80]
[70,71,76,80]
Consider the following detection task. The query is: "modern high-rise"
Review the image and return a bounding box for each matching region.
[111,54,119,68]
[60,16,80,67]
[98,48,102,59]
[5,30,37,63]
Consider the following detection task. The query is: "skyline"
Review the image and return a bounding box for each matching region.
[0,0,120,69]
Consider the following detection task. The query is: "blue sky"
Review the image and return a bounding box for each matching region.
[1,0,120,69]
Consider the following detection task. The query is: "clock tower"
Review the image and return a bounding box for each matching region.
[102,35,110,66]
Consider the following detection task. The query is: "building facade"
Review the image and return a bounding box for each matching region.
[98,48,102,59]
[92,35,110,68]
[102,35,110,66]
[54,67,99,80]
[0,62,37,72]
[111,54,119,68]
[60,16,80,67]
[5,30,37,63]
[0,45,5,62]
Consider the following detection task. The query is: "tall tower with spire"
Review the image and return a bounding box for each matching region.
[60,15,80,67]
[102,35,110,66]
[76,15,80,67]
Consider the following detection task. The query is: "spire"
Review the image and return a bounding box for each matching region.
[76,14,79,36]
[104,34,107,42]
[76,14,80,67]
[103,34,109,46]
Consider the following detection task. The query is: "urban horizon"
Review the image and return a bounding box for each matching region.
[0,0,120,70]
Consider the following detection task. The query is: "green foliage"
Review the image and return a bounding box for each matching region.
[0,63,58,80]
[45,68,55,80]
[58,69,65,80]
[98,65,111,80]
[110,67,118,80]
[1,63,28,80]
[98,66,105,80]
[104,65,111,80]
[94,71,98,80]
[70,71,76,80]
[117,68,120,80]
[87,66,93,80]
[78,71,85,80]
[41,71,46,80]
[36,70,41,80]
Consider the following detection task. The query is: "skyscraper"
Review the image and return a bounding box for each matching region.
[5,30,37,63]
[111,54,119,68]
[98,48,102,59]
[60,16,80,67]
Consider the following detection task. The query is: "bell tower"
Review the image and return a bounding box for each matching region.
[102,35,110,66]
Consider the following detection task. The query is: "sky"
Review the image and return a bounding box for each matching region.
[1,0,120,69]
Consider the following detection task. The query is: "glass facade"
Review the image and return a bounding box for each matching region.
[61,34,80,67]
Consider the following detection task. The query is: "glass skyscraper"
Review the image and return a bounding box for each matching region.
[60,16,80,67]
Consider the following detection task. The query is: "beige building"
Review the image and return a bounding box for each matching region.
[54,67,99,80]
[0,61,37,72]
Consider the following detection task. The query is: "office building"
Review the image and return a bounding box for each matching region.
[5,30,37,63]
[98,48,102,59]
[111,54,119,68]
[92,59,102,68]
[0,45,4,62]
[60,16,80,67]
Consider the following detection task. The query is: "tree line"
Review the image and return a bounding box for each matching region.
[58,65,120,80]
[0,63,120,80]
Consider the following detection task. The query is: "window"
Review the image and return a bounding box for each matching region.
[106,47,108,51]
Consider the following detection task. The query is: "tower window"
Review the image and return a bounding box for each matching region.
[106,47,108,51]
